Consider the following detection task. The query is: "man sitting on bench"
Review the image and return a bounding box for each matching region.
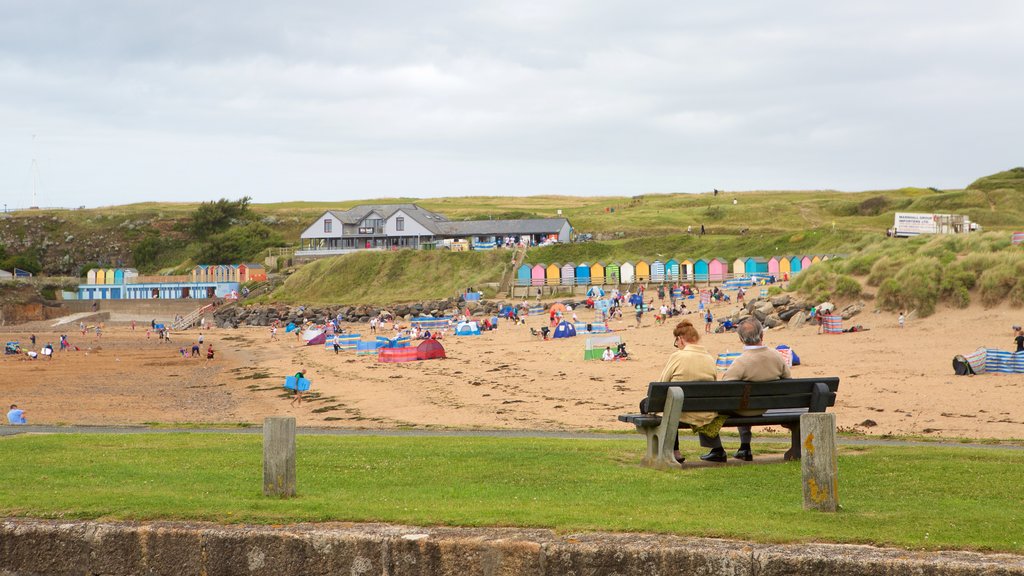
[701,318,791,463]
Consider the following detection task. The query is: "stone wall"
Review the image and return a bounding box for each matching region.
[213,298,517,328]
[1,519,1021,576]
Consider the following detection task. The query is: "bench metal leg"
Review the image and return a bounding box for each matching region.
[783,422,801,461]
[637,387,685,469]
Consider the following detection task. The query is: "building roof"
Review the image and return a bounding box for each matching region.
[328,204,449,232]
[435,218,569,236]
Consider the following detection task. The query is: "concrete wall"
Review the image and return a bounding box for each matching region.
[63,299,216,317]
[1,519,1021,576]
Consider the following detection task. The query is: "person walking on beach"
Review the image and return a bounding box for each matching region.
[898,312,905,329]
[1015,328,1024,353]
[704,310,713,334]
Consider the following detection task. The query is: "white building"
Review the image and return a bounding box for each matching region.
[298,204,572,257]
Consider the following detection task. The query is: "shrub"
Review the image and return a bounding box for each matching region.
[978,265,1018,307]
[938,264,976,308]
[190,197,253,238]
[960,252,1005,275]
[857,196,889,216]
[1009,282,1024,308]
[843,253,881,276]
[835,276,862,298]
[193,223,284,264]
[790,262,861,302]
[703,206,725,221]
[867,256,910,287]
[875,257,942,316]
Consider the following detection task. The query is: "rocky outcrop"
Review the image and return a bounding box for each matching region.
[213,297,597,328]
[728,295,866,330]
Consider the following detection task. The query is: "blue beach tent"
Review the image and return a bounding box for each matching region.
[553,321,577,338]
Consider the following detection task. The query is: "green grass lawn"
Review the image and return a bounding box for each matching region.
[1,434,1020,552]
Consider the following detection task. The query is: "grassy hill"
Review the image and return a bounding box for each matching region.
[270,250,510,305]
[1,168,1021,287]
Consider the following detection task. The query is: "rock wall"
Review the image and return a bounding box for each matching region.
[213,298,545,329]
[1,519,1021,576]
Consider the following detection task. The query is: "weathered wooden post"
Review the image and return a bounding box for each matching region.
[263,416,296,497]
[800,412,838,512]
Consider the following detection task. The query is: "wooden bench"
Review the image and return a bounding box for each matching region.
[618,377,840,468]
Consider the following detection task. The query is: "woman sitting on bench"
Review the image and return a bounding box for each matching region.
[656,320,716,464]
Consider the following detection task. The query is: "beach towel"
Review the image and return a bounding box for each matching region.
[284,376,311,392]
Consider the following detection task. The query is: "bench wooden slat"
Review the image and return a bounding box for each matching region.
[619,408,810,428]
[661,393,832,412]
[643,377,839,414]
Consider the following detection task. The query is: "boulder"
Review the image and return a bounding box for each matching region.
[770,294,791,307]
[840,302,864,320]
[778,307,803,322]
[788,310,808,329]
[764,314,784,329]
[753,302,775,321]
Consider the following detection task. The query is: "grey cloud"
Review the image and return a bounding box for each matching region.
[0,0,1022,206]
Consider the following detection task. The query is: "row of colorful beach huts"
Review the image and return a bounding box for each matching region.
[515,255,834,286]
[84,264,267,286]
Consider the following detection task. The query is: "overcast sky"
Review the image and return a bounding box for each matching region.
[1,1,1021,208]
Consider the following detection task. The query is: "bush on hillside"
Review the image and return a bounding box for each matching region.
[842,253,881,276]
[939,265,976,309]
[867,256,910,287]
[1009,282,1024,308]
[190,197,253,238]
[193,222,283,264]
[876,257,942,316]
[857,196,889,216]
[790,262,860,303]
[703,206,725,221]
[978,265,1019,307]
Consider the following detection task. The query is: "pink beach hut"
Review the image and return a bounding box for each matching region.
[801,256,813,270]
[768,257,781,276]
[709,258,729,281]
[531,264,546,286]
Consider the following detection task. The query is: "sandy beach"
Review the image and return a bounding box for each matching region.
[2,300,1022,440]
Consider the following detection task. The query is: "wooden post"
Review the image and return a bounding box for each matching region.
[263,417,296,497]
[800,413,838,512]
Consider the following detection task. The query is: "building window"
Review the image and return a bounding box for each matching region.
[396,217,404,232]
[324,219,332,234]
